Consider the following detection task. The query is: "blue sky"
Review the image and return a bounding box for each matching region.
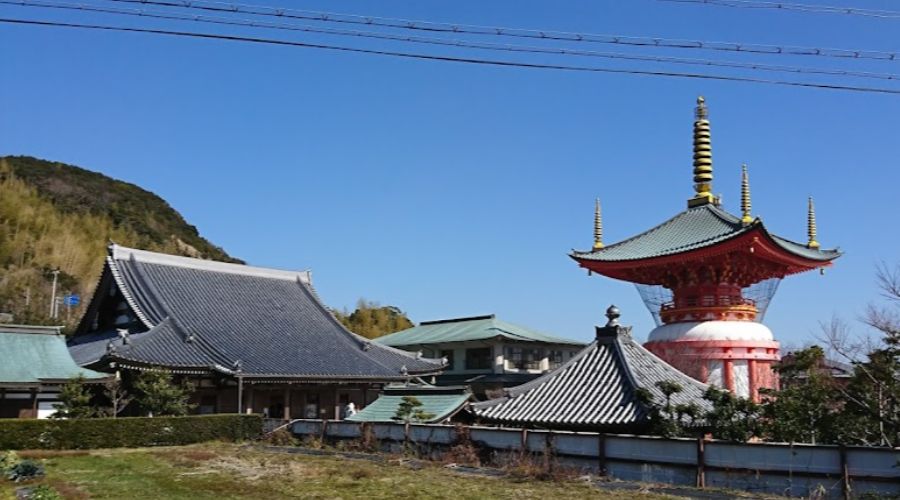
[2,0,898,346]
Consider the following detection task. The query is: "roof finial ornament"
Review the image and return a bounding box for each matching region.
[593,198,604,250]
[807,196,820,249]
[689,96,716,208]
[740,164,752,225]
[605,305,620,327]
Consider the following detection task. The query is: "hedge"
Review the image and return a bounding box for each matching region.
[0,414,263,450]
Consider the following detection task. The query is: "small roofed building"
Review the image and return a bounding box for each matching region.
[69,245,445,419]
[346,384,471,424]
[1,325,109,419]
[375,315,584,400]
[471,307,711,432]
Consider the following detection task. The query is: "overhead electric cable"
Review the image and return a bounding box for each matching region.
[658,0,900,19]
[3,17,899,96]
[9,0,899,82]
[102,0,899,62]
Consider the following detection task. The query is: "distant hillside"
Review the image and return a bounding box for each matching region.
[0,155,240,328]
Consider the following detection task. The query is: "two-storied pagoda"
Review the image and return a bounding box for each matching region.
[571,97,841,401]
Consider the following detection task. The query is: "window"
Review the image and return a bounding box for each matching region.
[548,350,565,369]
[465,347,492,370]
[505,347,544,370]
[440,349,455,370]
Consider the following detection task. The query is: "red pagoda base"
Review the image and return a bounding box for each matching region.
[644,336,779,402]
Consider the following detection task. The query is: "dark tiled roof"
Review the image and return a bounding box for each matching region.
[572,204,840,263]
[470,324,710,429]
[70,246,444,380]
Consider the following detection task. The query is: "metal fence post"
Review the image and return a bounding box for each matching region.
[840,445,851,500]
[696,437,706,488]
[598,433,607,476]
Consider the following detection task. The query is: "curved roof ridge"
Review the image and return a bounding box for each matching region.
[291,276,445,375]
[106,256,156,328]
[571,204,749,259]
[110,244,311,284]
[127,259,236,369]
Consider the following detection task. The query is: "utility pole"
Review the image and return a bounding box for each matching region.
[49,269,59,319]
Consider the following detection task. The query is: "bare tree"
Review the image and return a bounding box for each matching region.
[102,377,132,418]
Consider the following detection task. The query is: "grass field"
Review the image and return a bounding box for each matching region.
[0,443,670,499]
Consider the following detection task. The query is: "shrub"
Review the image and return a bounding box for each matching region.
[262,428,298,446]
[25,484,62,500]
[0,414,262,450]
[0,450,21,473]
[8,459,44,482]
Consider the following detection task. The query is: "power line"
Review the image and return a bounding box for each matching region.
[9,0,900,82]
[657,0,900,19]
[4,16,900,95]
[102,0,899,62]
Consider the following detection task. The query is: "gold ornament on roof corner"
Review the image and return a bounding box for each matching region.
[593,198,604,250]
[689,96,717,207]
[807,196,820,249]
[741,164,752,225]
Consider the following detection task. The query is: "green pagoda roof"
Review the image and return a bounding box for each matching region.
[0,325,109,387]
[346,385,470,424]
[375,315,584,348]
[571,204,840,263]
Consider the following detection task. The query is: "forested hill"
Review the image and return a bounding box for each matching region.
[0,155,240,328]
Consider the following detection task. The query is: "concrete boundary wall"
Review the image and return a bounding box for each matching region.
[290,420,900,498]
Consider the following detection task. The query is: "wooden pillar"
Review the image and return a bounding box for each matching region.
[723,359,735,393]
[283,386,291,421]
[334,386,340,420]
[245,386,255,414]
[31,389,38,419]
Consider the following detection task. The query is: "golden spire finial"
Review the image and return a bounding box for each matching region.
[740,164,752,225]
[689,96,716,208]
[807,196,820,249]
[593,198,604,250]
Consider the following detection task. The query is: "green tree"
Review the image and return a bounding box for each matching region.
[392,396,436,423]
[637,381,701,438]
[703,387,764,442]
[816,264,900,447]
[51,375,97,419]
[133,371,194,417]
[334,299,414,339]
[762,346,842,444]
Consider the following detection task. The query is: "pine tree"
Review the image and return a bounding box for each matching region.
[51,375,97,419]
[391,396,435,423]
[133,371,194,417]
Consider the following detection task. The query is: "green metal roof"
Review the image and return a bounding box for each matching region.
[0,326,109,386]
[572,204,840,263]
[347,389,470,423]
[375,315,584,348]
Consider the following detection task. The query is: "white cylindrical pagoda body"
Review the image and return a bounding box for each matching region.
[645,321,779,401]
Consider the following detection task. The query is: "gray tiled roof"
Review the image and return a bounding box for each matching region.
[572,204,840,263]
[470,324,710,429]
[70,245,444,380]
